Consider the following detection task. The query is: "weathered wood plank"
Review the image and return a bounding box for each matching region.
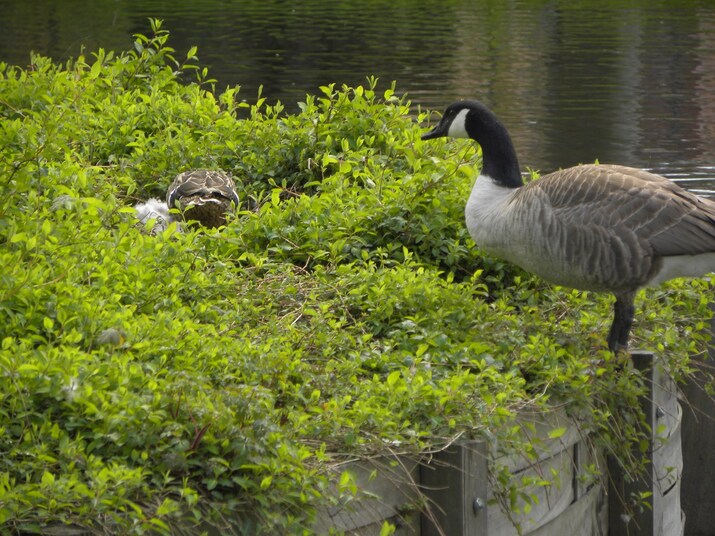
[653,361,678,415]
[488,444,575,535]
[314,456,421,534]
[527,481,607,536]
[649,356,684,536]
[658,478,684,536]
[680,305,715,534]
[608,351,657,536]
[651,361,682,499]
[496,408,584,474]
[653,403,682,493]
[420,440,488,536]
[574,437,606,502]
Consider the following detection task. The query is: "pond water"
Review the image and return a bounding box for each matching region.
[3,0,715,193]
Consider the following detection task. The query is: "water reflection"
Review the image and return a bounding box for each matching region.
[446,4,715,192]
[2,0,715,193]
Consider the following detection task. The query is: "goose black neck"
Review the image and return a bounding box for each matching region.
[480,137,523,188]
[469,106,523,188]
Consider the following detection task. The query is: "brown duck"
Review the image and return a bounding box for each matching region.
[166,169,240,228]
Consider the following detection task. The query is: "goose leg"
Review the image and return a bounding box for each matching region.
[607,292,636,352]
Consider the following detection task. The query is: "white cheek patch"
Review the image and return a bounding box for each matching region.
[447,108,470,138]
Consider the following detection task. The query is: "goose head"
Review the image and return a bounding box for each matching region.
[422,100,523,188]
[421,100,483,140]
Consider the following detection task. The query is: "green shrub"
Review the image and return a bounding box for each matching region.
[0,19,711,534]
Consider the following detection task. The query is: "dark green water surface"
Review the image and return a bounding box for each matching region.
[3,0,715,192]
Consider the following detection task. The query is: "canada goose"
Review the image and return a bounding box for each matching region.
[166,169,240,228]
[134,198,172,234]
[421,100,715,352]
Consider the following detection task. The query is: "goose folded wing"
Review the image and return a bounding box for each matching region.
[535,165,715,256]
[644,192,715,256]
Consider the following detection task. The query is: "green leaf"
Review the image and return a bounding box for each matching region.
[379,521,396,536]
[89,59,102,79]
[386,371,401,387]
[41,471,55,487]
[548,427,567,439]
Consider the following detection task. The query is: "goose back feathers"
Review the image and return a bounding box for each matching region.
[422,100,715,351]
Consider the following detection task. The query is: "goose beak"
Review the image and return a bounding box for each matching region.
[421,119,448,140]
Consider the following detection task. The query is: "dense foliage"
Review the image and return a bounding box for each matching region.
[1,20,712,534]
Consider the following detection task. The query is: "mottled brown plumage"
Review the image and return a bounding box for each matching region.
[166,169,239,228]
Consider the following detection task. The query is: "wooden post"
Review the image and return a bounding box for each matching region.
[680,304,715,533]
[607,350,658,536]
[420,440,488,536]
